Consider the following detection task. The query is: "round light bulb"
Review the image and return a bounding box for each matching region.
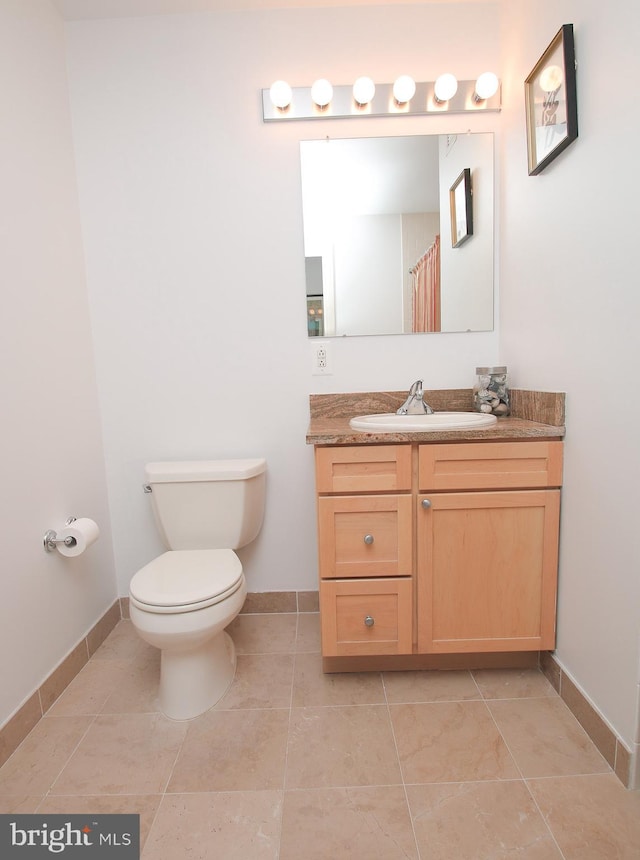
[475,72,499,100]
[269,80,292,110]
[434,73,458,103]
[393,75,416,104]
[353,76,376,106]
[539,64,563,93]
[311,78,333,108]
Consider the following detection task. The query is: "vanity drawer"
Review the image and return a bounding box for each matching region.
[315,445,412,494]
[419,441,563,491]
[320,577,413,656]
[317,495,412,578]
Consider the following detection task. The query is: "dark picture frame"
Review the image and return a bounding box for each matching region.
[525,23,578,176]
[449,168,472,248]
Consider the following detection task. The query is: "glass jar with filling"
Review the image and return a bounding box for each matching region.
[473,366,510,416]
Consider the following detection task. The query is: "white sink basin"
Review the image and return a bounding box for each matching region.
[349,412,498,433]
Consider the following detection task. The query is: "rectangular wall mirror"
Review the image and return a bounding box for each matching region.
[300,133,494,338]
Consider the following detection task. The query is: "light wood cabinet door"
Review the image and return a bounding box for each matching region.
[317,494,412,579]
[417,489,560,653]
[320,577,413,656]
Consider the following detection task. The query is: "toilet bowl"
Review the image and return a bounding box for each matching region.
[128,459,266,720]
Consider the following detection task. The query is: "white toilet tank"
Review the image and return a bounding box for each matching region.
[145,459,266,550]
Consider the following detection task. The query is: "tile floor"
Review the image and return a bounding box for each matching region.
[0,613,639,859]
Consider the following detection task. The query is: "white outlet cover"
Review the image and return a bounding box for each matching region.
[310,341,332,375]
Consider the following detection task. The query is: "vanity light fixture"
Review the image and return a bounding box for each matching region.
[262,73,501,121]
[434,73,458,103]
[310,78,333,108]
[352,76,376,106]
[474,71,500,101]
[269,80,292,110]
[392,75,416,105]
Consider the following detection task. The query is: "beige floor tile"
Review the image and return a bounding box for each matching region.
[488,697,611,778]
[215,654,294,710]
[167,708,289,792]
[390,701,519,784]
[473,668,558,700]
[142,791,282,860]
[407,780,563,860]
[0,794,43,813]
[286,705,402,789]
[227,613,297,654]
[383,669,481,704]
[100,650,162,714]
[295,612,321,652]
[38,793,161,850]
[90,621,150,661]
[293,653,385,707]
[50,714,187,795]
[0,716,92,795]
[280,785,418,859]
[47,660,133,716]
[528,772,640,860]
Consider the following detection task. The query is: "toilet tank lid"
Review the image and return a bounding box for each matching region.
[145,458,266,483]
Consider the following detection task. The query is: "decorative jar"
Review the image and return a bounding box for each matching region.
[473,366,510,416]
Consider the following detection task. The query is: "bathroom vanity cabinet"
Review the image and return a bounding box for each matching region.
[315,440,563,661]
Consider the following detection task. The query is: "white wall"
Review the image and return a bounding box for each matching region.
[500,0,640,757]
[64,3,502,597]
[0,0,116,726]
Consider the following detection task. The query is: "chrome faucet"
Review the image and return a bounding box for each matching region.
[396,379,434,415]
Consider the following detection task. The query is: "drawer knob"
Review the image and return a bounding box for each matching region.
[364,615,375,627]
[363,534,374,545]
[421,498,432,509]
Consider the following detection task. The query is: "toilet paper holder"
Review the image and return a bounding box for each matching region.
[43,517,78,553]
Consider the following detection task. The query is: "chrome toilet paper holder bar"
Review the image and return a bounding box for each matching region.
[43,517,77,553]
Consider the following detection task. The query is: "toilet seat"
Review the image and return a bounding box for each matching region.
[129,549,244,614]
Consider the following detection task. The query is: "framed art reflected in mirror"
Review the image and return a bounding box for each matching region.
[449,168,473,248]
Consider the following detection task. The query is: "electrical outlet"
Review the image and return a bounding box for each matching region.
[311,341,332,375]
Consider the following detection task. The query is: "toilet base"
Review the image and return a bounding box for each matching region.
[159,630,237,720]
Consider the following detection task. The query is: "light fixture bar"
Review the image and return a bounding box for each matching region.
[262,79,500,122]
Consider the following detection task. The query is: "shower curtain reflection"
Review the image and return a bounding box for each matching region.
[411,235,441,332]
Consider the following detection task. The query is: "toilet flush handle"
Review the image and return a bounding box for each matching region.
[143,485,152,493]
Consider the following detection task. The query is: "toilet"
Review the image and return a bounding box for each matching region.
[128,458,266,720]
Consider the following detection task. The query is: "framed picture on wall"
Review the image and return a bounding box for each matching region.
[449,168,473,248]
[525,23,578,175]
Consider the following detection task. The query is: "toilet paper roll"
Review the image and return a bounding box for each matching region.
[56,517,100,557]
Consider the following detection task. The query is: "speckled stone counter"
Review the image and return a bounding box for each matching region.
[306,388,565,446]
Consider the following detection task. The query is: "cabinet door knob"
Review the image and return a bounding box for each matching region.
[363,534,374,545]
[364,615,375,627]
[421,498,432,509]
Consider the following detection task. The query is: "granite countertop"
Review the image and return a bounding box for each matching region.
[306,388,566,446]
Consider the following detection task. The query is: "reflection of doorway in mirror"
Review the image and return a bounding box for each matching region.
[307,297,324,337]
[305,256,325,336]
